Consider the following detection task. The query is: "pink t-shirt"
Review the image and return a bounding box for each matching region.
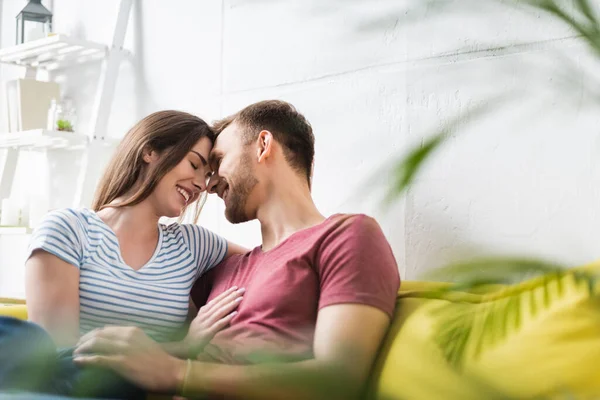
[191,214,400,364]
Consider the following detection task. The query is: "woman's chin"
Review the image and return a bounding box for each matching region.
[161,207,182,219]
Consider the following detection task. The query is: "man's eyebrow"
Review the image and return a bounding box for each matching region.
[190,150,207,166]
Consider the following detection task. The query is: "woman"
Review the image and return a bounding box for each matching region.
[0,111,246,397]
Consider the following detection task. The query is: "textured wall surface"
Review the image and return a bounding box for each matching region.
[1,0,599,297]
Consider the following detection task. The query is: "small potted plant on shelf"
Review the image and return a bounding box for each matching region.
[56,119,73,132]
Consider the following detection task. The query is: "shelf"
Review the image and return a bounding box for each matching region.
[0,34,107,70]
[0,129,89,150]
[0,226,32,235]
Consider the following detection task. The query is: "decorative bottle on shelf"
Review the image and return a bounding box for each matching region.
[47,97,76,132]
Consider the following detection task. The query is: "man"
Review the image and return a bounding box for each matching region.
[74,100,400,399]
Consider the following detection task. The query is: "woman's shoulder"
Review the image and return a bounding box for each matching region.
[42,207,94,225]
[161,221,213,235]
[38,207,98,234]
[161,222,225,248]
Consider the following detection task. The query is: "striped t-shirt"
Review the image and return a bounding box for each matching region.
[27,208,228,342]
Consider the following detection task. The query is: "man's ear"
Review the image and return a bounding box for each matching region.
[256,130,273,163]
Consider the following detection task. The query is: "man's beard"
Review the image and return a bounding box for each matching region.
[225,153,258,224]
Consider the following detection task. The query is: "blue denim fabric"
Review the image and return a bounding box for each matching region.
[0,394,100,400]
[0,317,145,399]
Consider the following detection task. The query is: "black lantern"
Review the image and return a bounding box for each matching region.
[16,0,53,45]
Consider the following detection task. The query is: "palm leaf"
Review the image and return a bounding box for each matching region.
[491,0,600,60]
[403,0,600,61]
[423,257,599,369]
[382,96,510,206]
[382,132,446,205]
[422,256,567,287]
[575,0,598,25]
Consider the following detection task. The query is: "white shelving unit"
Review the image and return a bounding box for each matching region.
[0,34,107,71]
[0,226,32,235]
[0,129,89,150]
[0,0,133,215]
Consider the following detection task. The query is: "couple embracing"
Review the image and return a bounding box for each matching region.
[1,100,400,400]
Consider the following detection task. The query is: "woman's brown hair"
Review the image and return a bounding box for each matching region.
[91,110,215,223]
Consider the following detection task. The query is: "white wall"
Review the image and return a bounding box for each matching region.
[1,0,600,298]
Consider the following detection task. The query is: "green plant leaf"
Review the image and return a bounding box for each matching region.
[381,96,510,206]
[575,0,598,25]
[510,0,600,58]
[422,256,599,369]
[422,256,567,287]
[382,131,446,204]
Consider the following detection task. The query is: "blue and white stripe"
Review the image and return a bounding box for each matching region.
[27,208,227,342]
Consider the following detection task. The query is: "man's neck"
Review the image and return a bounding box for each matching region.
[257,182,325,252]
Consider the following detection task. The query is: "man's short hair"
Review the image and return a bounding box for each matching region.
[213,100,315,185]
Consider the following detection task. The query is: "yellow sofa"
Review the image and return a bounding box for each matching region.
[0,302,27,320]
[368,263,600,399]
[3,264,600,399]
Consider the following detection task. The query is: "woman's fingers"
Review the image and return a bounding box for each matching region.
[205,296,243,326]
[209,311,238,334]
[201,286,239,312]
[212,288,245,311]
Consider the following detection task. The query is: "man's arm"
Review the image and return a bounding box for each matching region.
[73,215,398,398]
[73,303,390,400]
[181,303,390,400]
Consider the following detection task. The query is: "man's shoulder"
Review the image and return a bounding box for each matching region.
[315,213,392,257]
[320,213,383,238]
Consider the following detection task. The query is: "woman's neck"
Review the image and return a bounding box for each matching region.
[96,198,160,239]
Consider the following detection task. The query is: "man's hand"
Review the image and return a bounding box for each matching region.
[73,326,186,393]
[184,286,244,353]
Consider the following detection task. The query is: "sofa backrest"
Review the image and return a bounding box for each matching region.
[366,268,600,400]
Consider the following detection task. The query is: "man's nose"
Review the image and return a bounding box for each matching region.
[206,174,220,194]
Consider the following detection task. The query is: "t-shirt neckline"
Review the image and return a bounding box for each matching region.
[88,208,163,271]
[257,214,341,255]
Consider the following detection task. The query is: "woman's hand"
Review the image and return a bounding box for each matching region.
[73,326,186,392]
[184,286,244,354]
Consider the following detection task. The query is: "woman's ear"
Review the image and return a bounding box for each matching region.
[142,147,160,164]
[257,130,273,163]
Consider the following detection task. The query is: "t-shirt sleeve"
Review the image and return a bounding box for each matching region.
[316,215,400,318]
[27,209,84,268]
[183,224,228,276]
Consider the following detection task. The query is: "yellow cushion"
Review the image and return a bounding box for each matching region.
[368,281,501,400]
[462,262,600,398]
[0,304,27,320]
[369,262,600,399]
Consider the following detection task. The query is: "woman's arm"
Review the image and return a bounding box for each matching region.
[25,250,80,347]
[225,241,248,258]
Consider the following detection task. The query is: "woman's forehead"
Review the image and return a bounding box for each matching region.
[191,137,212,154]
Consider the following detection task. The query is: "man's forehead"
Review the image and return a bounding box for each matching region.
[209,127,229,162]
[211,123,239,154]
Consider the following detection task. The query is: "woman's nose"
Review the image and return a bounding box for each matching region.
[193,176,207,193]
[207,174,219,194]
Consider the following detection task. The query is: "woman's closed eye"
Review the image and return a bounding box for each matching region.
[190,161,198,170]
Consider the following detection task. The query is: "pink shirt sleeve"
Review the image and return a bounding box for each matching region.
[316,215,401,318]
